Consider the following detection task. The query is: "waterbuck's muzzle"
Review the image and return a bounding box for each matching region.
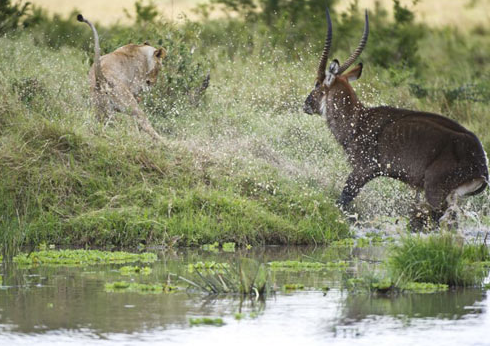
[303,94,315,115]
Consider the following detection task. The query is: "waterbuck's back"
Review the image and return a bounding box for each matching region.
[369,106,488,190]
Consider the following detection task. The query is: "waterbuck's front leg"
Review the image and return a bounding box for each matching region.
[337,170,376,210]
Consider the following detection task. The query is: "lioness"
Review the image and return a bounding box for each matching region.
[77,14,165,141]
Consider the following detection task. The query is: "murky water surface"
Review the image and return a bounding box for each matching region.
[0,246,488,346]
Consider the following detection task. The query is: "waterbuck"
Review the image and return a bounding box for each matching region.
[303,9,488,227]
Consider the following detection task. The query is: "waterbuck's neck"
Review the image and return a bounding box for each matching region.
[322,79,365,148]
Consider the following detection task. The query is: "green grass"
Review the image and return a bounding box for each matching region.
[0,36,349,253]
[2,0,490,254]
[388,234,490,287]
[346,276,449,294]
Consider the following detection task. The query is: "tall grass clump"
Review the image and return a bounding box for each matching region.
[182,258,272,297]
[388,233,490,287]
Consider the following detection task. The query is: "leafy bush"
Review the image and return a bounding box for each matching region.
[142,21,211,118]
[18,2,210,117]
[0,0,31,34]
[336,0,424,70]
[209,0,338,26]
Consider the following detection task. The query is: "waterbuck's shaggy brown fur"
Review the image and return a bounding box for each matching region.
[304,9,488,227]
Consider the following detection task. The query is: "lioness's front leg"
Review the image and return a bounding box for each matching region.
[112,86,163,142]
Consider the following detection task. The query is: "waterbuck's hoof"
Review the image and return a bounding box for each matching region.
[337,203,359,224]
[408,207,429,232]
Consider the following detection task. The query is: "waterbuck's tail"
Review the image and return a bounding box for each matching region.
[467,171,489,196]
[77,14,104,85]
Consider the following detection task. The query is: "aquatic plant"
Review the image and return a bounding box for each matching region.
[119,266,152,275]
[234,312,245,320]
[283,283,304,291]
[268,260,347,271]
[104,281,177,293]
[189,317,224,326]
[106,281,130,289]
[201,242,219,252]
[401,282,448,293]
[200,242,237,252]
[330,234,392,248]
[222,242,236,252]
[369,278,394,293]
[345,275,393,294]
[13,249,157,267]
[388,234,490,287]
[187,261,230,274]
[330,238,356,247]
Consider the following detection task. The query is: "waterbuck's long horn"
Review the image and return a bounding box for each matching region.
[338,10,369,74]
[317,8,333,83]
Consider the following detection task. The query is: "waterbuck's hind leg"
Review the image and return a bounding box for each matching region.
[438,178,487,230]
[408,191,430,232]
[424,188,450,229]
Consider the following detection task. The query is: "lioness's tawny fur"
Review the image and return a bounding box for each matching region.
[77,14,166,141]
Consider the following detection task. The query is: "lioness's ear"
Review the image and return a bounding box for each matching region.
[155,48,166,59]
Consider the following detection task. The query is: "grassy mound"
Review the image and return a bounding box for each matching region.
[3,0,490,252]
[0,36,348,251]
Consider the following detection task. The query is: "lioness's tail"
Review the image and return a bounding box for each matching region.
[77,14,104,84]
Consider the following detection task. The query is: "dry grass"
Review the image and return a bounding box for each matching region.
[338,0,490,29]
[26,0,490,29]
[25,0,205,24]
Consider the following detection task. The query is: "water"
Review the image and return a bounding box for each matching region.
[0,246,488,346]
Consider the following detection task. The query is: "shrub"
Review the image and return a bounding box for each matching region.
[209,0,338,26]
[336,0,425,70]
[0,0,31,34]
[388,233,490,287]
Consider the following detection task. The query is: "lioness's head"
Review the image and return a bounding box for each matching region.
[144,46,166,89]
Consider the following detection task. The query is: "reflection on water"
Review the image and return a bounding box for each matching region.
[341,289,485,321]
[0,246,488,345]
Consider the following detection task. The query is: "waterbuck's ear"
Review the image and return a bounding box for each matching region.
[344,63,363,82]
[154,48,166,59]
